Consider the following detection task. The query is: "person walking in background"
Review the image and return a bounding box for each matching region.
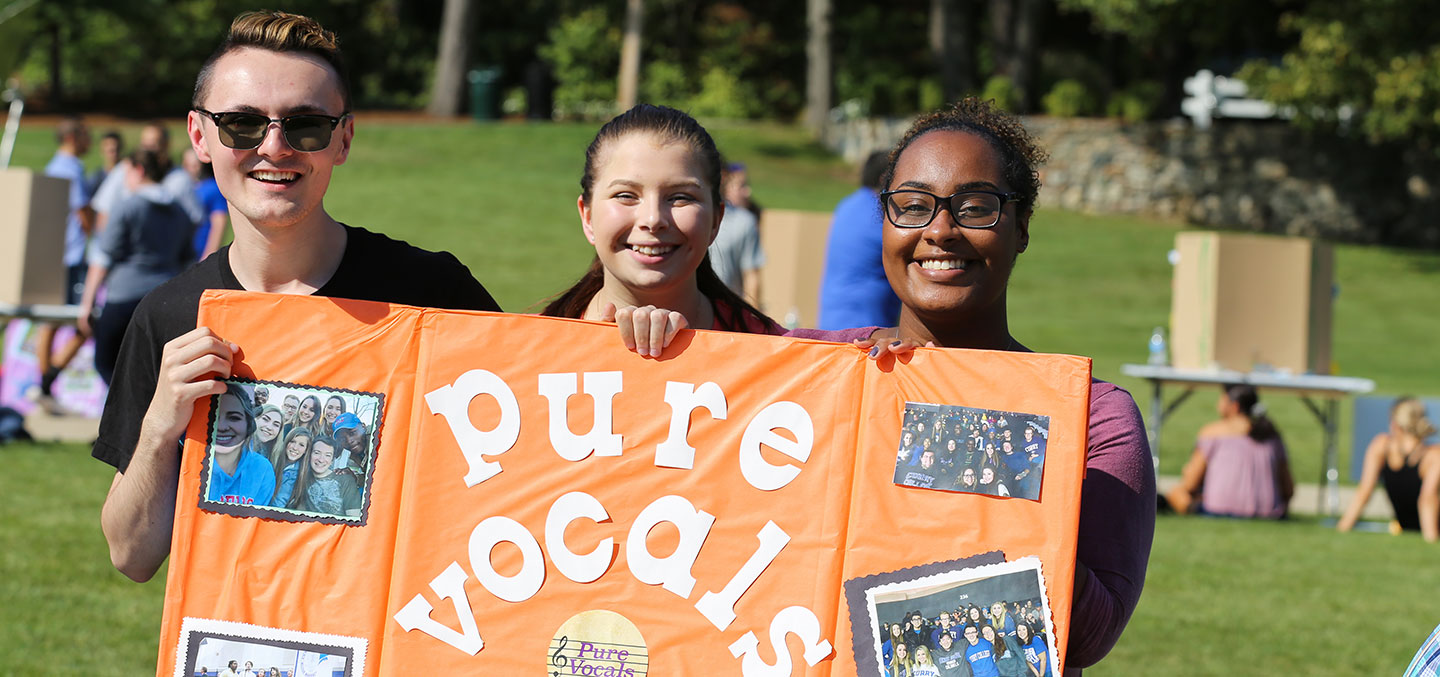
[1338,396,1440,541]
[706,161,765,306]
[817,150,900,330]
[1164,384,1293,519]
[184,148,231,259]
[90,121,201,234]
[77,148,196,385]
[32,117,96,403]
[89,130,124,189]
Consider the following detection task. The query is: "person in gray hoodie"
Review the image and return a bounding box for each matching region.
[78,148,194,384]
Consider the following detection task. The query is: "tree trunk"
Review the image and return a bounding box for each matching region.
[426,0,477,117]
[988,0,1014,80]
[931,0,976,102]
[805,0,832,135]
[1009,0,1046,112]
[48,20,61,104]
[617,0,644,111]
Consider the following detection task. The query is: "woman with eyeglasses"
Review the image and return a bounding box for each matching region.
[614,99,1152,671]
[784,98,1154,673]
[542,104,780,340]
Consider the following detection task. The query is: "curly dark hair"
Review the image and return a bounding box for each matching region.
[880,97,1049,213]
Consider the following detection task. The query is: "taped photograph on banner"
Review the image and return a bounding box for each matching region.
[895,402,1050,500]
[175,617,366,677]
[862,556,1059,677]
[197,379,384,524]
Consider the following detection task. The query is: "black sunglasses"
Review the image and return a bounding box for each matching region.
[193,108,348,152]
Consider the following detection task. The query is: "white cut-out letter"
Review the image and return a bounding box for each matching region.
[425,370,521,487]
[393,562,484,655]
[727,606,833,676]
[695,521,791,630]
[537,371,624,461]
[546,491,615,584]
[625,495,715,598]
[468,516,545,603]
[655,381,728,469]
[738,401,815,491]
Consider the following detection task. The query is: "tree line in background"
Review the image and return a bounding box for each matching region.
[3,0,1437,150]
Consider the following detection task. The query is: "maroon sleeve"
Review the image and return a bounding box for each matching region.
[783,326,880,342]
[1066,382,1156,672]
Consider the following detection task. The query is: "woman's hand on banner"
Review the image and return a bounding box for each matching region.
[852,335,934,362]
[601,303,687,358]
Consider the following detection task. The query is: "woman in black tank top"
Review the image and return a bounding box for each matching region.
[1337,397,1440,541]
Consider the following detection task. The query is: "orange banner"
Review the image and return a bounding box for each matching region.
[157,290,1091,677]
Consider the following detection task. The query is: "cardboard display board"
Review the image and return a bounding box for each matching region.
[157,291,1092,676]
[758,209,831,328]
[1170,231,1333,374]
[0,169,71,306]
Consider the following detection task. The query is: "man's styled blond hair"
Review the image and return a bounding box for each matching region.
[192,11,350,110]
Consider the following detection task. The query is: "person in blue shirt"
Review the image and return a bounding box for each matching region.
[206,383,276,506]
[1016,621,1050,677]
[817,151,900,329]
[184,149,231,259]
[962,623,999,677]
[34,117,96,400]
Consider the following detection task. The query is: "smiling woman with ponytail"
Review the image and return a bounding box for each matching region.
[1165,383,1294,519]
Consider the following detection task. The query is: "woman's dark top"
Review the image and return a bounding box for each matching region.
[1382,454,1424,531]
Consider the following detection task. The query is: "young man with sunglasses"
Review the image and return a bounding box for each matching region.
[93,11,501,582]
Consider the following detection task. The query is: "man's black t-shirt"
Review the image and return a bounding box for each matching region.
[92,225,501,472]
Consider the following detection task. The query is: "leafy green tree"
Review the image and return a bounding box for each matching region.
[1238,0,1440,148]
[539,7,621,119]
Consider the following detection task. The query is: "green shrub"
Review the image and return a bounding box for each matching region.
[640,60,692,107]
[688,66,759,119]
[1106,81,1165,123]
[538,8,620,120]
[980,75,1019,112]
[501,86,527,117]
[1042,79,1097,117]
[918,78,944,112]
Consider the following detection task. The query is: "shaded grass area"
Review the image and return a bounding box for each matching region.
[5,118,1440,675]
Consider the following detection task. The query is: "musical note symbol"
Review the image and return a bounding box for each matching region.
[550,635,570,674]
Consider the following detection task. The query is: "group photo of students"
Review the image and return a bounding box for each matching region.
[203,380,380,520]
[879,599,1052,677]
[894,402,1050,501]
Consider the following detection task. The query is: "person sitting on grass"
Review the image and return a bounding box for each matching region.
[1338,396,1440,540]
[1165,384,1293,519]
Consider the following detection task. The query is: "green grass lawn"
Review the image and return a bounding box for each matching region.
[4,117,1439,675]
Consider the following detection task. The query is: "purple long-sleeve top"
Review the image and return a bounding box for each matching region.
[786,327,1156,673]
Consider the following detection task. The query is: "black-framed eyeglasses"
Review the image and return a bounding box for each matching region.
[880,189,1020,229]
[192,108,349,152]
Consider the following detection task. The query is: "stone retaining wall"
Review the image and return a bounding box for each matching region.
[824,116,1440,248]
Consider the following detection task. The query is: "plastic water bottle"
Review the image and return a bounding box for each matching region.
[1148,327,1168,366]
[783,306,800,331]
